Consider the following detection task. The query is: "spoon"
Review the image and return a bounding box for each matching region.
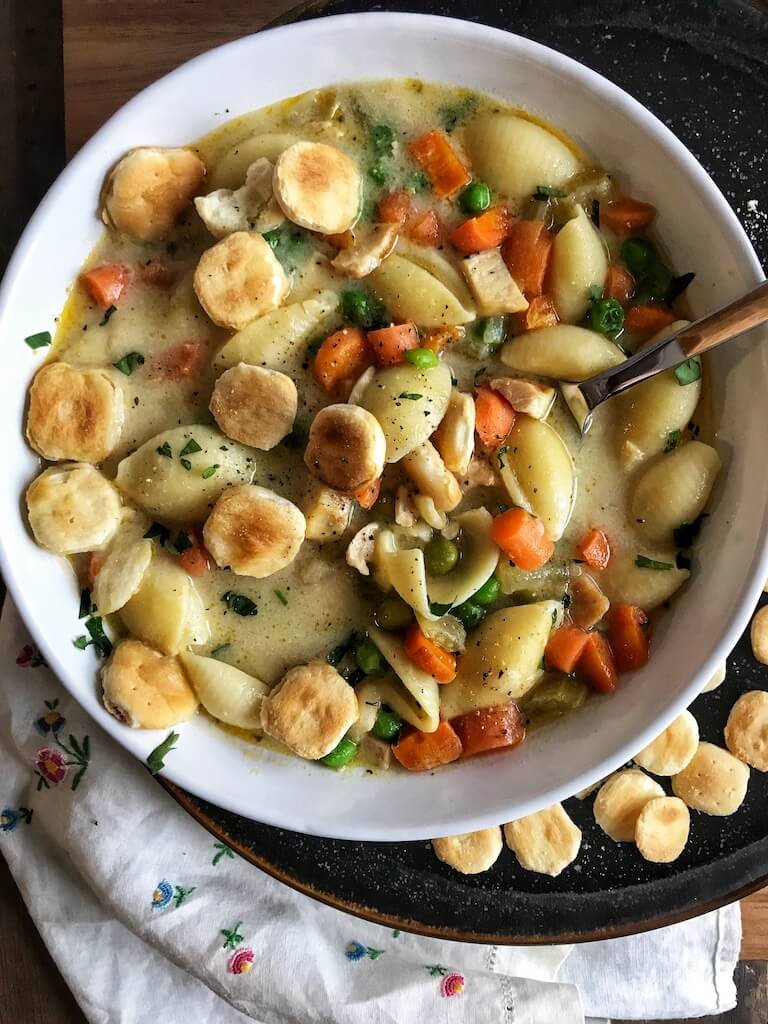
[560,279,768,435]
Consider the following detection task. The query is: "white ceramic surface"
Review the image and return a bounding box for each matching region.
[1,13,766,841]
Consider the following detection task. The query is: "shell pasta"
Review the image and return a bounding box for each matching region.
[21,78,717,776]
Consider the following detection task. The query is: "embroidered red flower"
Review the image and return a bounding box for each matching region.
[229,948,254,974]
[441,972,465,998]
[35,747,67,786]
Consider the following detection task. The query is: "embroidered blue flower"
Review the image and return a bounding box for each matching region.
[345,940,366,961]
[35,699,66,736]
[0,808,17,832]
[151,879,174,910]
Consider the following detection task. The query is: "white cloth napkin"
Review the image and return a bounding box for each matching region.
[0,600,739,1023]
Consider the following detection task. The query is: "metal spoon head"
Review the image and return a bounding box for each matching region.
[560,382,594,436]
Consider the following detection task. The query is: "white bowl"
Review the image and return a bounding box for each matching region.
[2,13,766,841]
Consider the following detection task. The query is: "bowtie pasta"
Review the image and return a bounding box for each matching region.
[22,79,718,776]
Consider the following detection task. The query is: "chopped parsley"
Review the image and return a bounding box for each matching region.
[221,591,258,617]
[404,169,430,194]
[398,392,422,400]
[146,730,179,775]
[156,442,172,458]
[273,589,288,606]
[368,162,389,186]
[179,458,192,471]
[179,438,202,457]
[201,464,219,479]
[664,430,681,452]
[370,123,394,158]
[674,359,701,386]
[112,351,145,375]
[73,616,113,658]
[24,331,52,349]
[438,95,477,133]
[635,554,674,571]
[99,305,117,326]
[261,226,310,273]
[532,185,567,200]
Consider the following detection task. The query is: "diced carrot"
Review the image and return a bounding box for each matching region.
[378,191,413,226]
[312,327,371,391]
[474,386,515,451]
[406,208,443,247]
[577,631,618,693]
[452,703,526,758]
[152,341,206,380]
[422,325,464,353]
[518,295,559,332]
[180,545,210,577]
[624,304,677,335]
[140,259,177,287]
[576,528,611,571]
[604,264,635,305]
[450,206,510,254]
[367,322,420,367]
[408,130,471,199]
[545,625,590,674]
[404,625,457,683]
[491,507,555,571]
[601,197,656,236]
[392,720,463,771]
[81,263,131,310]
[354,477,381,510]
[501,221,553,297]
[87,551,105,585]
[324,229,356,249]
[607,604,650,672]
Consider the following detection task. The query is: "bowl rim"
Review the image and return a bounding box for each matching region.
[2,11,767,841]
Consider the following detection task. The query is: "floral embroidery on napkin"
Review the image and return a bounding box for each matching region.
[345,941,385,961]
[1,806,33,832]
[34,698,65,737]
[16,643,45,668]
[440,972,465,998]
[35,747,68,789]
[221,921,245,950]
[151,880,174,910]
[212,841,234,866]
[229,948,254,974]
[150,880,196,910]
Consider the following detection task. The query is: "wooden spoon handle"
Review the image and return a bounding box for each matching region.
[679,280,768,356]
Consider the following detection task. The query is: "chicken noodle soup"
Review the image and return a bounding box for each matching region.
[23,79,718,773]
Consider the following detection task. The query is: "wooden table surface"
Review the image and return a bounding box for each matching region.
[1,1,768,1020]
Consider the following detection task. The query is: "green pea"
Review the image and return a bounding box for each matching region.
[590,297,624,336]
[404,347,439,369]
[620,237,656,278]
[374,597,414,631]
[321,737,359,769]
[372,707,402,741]
[472,576,501,607]
[453,600,486,629]
[355,639,386,676]
[424,536,459,576]
[459,180,491,214]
